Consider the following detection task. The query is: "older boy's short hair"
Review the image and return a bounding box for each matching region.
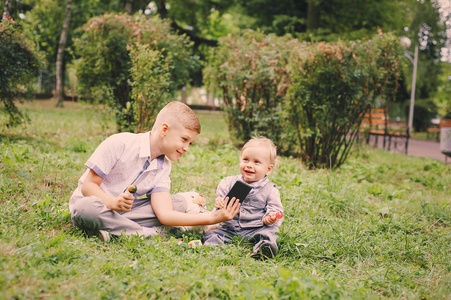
[242,136,278,166]
[153,101,201,134]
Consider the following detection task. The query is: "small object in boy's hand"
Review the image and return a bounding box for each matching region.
[275,212,283,219]
[128,185,137,193]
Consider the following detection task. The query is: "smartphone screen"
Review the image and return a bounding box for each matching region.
[225,180,253,204]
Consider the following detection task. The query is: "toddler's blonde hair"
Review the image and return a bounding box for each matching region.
[242,136,278,167]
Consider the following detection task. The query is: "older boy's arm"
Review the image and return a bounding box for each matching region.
[81,169,134,212]
[151,192,240,226]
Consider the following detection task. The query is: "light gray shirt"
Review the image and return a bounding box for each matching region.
[217,175,283,228]
[69,132,171,211]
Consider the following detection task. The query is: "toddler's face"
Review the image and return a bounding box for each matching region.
[239,145,273,184]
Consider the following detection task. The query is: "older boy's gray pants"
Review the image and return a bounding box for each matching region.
[70,196,186,237]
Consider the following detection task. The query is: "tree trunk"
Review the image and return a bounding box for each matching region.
[154,0,168,18]
[181,86,186,103]
[55,0,72,107]
[307,0,321,32]
[2,0,11,20]
[124,0,133,14]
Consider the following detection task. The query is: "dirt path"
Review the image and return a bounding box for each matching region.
[407,139,449,163]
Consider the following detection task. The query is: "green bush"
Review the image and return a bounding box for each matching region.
[286,32,402,168]
[206,30,402,169]
[204,30,294,147]
[128,43,172,132]
[0,20,41,127]
[74,13,198,132]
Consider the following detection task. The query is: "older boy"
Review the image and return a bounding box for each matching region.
[202,137,284,260]
[69,101,239,242]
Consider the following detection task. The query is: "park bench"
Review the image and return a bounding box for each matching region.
[427,124,440,141]
[360,107,409,154]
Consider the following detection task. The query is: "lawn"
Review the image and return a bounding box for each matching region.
[1,99,450,299]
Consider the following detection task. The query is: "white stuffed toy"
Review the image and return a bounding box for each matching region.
[170,191,219,234]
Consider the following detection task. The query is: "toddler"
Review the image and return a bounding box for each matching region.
[202,137,283,259]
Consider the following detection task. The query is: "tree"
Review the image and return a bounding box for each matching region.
[2,0,11,19]
[207,30,403,168]
[432,62,451,117]
[55,0,71,107]
[22,0,145,105]
[232,0,308,35]
[205,0,448,122]
[128,43,172,132]
[74,13,197,131]
[204,31,292,147]
[0,20,41,127]
[286,33,402,168]
[153,0,234,47]
[22,0,72,97]
[15,0,448,112]
[306,0,320,32]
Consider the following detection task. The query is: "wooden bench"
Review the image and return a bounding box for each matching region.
[427,124,440,140]
[360,108,409,154]
[440,118,451,129]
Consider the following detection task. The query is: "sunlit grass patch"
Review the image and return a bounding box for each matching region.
[1,100,450,299]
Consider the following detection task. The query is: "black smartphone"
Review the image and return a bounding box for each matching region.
[225,180,253,204]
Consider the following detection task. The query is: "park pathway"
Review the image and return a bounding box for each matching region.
[372,138,449,163]
[407,139,449,163]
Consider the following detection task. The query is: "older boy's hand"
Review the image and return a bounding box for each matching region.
[211,197,240,222]
[107,192,134,212]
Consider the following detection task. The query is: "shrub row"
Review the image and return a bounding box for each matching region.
[74,15,401,168]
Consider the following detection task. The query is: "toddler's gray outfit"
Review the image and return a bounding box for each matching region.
[202,175,283,253]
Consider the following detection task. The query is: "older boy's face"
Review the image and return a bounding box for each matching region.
[239,146,273,184]
[162,124,197,161]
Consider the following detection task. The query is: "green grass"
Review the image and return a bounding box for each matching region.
[1,99,450,299]
[410,131,441,142]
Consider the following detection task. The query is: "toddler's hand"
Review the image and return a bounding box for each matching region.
[214,197,226,209]
[263,213,277,225]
